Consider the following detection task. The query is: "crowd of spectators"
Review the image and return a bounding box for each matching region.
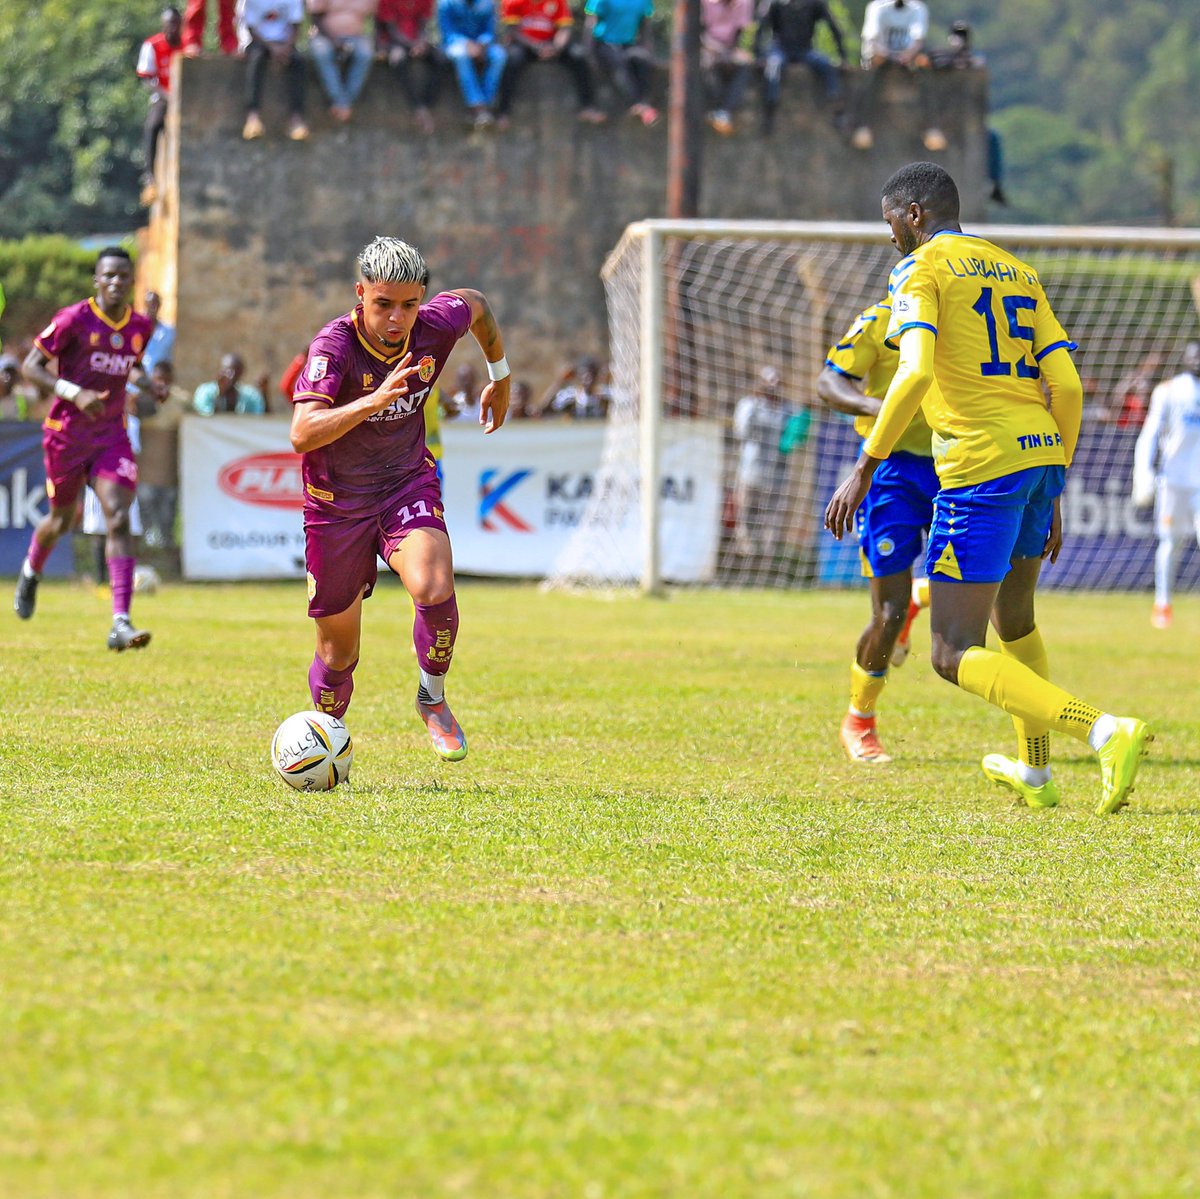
[137,0,995,167]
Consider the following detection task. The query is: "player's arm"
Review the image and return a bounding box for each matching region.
[290,353,422,453]
[1039,345,1083,467]
[22,343,108,421]
[449,288,510,433]
[815,365,881,419]
[1131,383,1167,506]
[824,327,935,539]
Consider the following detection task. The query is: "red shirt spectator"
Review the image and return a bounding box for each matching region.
[137,29,182,93]
[377,0,436,44]
[502,0,573,43]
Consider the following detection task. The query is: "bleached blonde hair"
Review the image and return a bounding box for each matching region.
[357,236,430,288]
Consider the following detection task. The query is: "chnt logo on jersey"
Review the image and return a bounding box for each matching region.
[309,355,329,381]
[418,356,436,382]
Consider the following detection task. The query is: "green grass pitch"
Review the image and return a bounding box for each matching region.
[3,579,1198,1198]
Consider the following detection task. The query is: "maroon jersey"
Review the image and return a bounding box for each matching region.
[35,299,154,436]
[292,292,473,515]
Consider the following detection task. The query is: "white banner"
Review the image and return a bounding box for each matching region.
[180,415,305,580]
[441,419,723,582]
[179,417,722,582]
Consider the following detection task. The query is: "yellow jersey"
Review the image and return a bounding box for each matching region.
[825,299,934,458]
[879,231,1076,488]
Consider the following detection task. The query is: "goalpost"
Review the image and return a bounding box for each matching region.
[545,220,1200,595]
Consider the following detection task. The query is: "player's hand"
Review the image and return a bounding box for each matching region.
[365,353,420,413]
[1042,496,1064,564]
[824,462,874,540]
[75,389,109,421]
[480,377,509,433]
[1131,468,1156,508]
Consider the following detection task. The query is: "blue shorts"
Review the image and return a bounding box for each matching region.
[856,451,939,578]
[926,465,1065,584]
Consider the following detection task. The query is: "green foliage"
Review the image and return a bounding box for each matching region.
[0,0,148,240]
[942,0,1200,222]
[1,582,1198,1197]
[0,235,102,345]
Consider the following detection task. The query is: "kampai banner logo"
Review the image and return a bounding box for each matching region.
[478,468,534,532]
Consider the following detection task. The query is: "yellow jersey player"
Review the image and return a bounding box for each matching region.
[825,161,1152,815]
[817,299,935,763]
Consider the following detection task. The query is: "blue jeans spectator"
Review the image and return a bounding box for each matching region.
[762,45,840,133]
[445,39,506,113]
[309,33,374,114]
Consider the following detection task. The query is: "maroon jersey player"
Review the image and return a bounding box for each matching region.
[15,247,156,651]
[290,236,510,761]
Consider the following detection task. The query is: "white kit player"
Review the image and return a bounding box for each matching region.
[1132,341,1200,628]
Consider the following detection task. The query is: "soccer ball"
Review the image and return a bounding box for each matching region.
[133,565,160,595]
[270,711,354,791]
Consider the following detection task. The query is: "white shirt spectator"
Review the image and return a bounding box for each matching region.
[239,0,305,44]
[860,0,928,67]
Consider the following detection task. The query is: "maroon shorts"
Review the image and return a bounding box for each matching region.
[43,419,138,511]
[304,456,448,618]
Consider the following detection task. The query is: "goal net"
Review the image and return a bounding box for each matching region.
[545,220,1200,594]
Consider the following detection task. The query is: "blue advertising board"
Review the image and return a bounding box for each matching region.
[808,418,1196,592]
[0,422,73,576]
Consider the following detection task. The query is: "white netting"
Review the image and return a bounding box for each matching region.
[545,221,1200,593]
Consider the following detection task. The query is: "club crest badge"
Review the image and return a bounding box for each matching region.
[418,355,436,382]
[110,332,125,349]
[310,355,329,381]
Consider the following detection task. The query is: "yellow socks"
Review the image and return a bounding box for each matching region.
[999,628,1051,768]
[957,646,1102,743]
[849,661,888,718]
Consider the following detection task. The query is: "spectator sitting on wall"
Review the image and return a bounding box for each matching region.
[308,0,378,123]
[141,290,176,374]
[240,0,310,141]
[541,355,611,418]
[192,352,267,414]
[495,0,607,128]
[755,0,848,138]
[376,0,446,135]
[584,0,659,126]
[134,360,191,549]
[437,0,507,128]
[851,0,945,153]
[508,379,537,418]
[182,0,238,54]
[699,0,753,136]
[444,362,481,418]
[137,6,184,206]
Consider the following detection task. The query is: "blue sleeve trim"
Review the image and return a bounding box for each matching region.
[824,360,862,381]
[883,321,937,350]
[1034,339,1077,362]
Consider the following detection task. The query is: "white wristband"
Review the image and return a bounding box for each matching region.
[486,356,511,382]
[54,379,82,402]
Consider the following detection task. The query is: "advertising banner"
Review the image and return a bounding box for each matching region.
[809,418,1195,592]
[179,416,304,580]
[440,419,723,582]
[0,422,72,576]
[178,417,723,582]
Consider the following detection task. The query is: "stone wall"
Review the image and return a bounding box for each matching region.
[146,57,989,398]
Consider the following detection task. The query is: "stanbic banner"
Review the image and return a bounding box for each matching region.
[440,419,723,582]
[0,421,72,576]
[180,415,304,580]
[179,417,722,581]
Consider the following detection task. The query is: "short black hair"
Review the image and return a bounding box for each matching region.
[95,245,133,270]
[881,162,961,219]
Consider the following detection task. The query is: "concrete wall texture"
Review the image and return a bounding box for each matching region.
[151,57,989,396]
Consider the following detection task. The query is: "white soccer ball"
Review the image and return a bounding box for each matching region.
[270,711,354,791]
[133,565,161,595]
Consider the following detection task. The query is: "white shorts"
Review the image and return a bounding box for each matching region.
[81,486,143,537]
